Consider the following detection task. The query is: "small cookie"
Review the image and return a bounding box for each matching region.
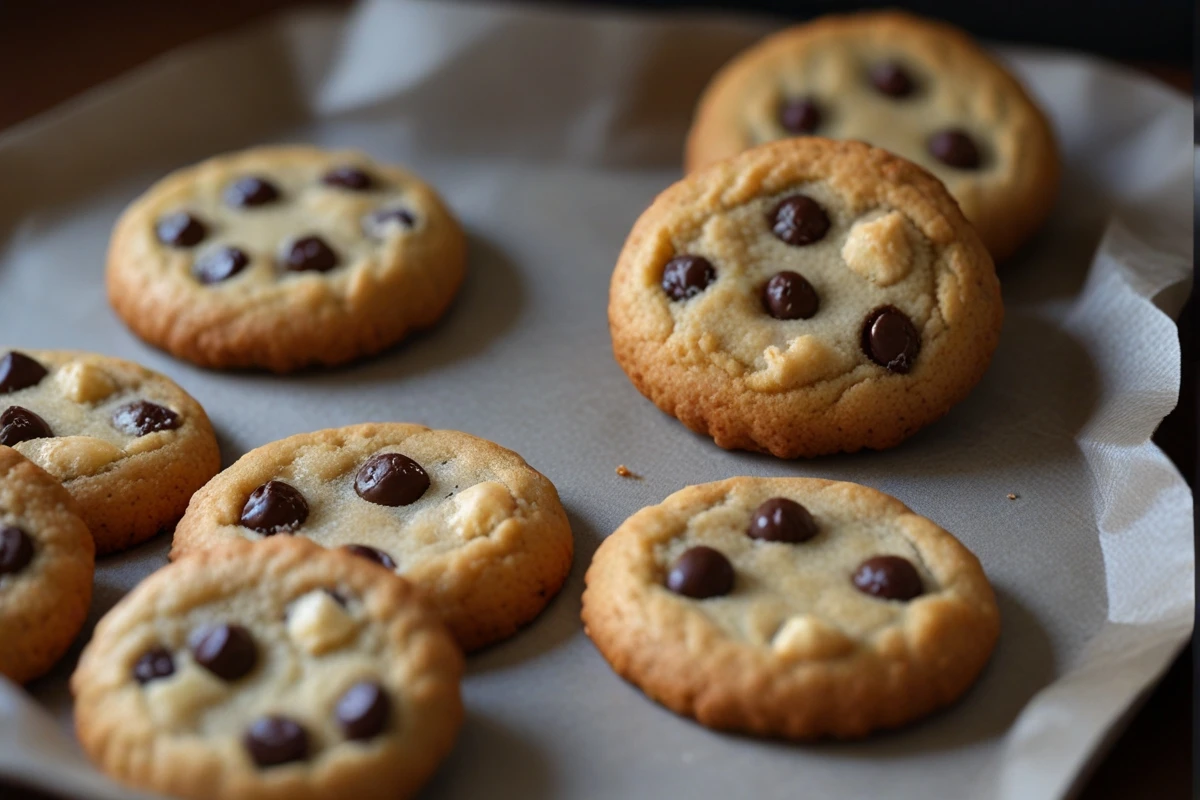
[107,145,467,372]
[71,537,463,800]
[685,10,1059,261]
[171,423,573,651]
[609,137,1003,458]
[581,477,999,739]
[0,446,94,683]
[0,349,220,553]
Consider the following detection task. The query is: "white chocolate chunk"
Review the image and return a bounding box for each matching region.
[55,361,117,404]
[449,481,516,541]
[746,335,849,392]
[16,436,123,481]
[841,211,914,287]
[286,590,357,655]
[772,616,856,661]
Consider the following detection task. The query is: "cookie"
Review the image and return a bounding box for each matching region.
[171,423,573,652]
[106,145,468,372]
[72,536,462,800]
[581,477,999,739]
[684,10,1059,261]
[609,137,1003,458]
[0,446,94,683]
[0,349,220,553]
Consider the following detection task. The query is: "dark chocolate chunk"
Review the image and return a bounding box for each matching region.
[0,406,52,446]
[928,129,982,169]
[0,526,34,576]
[240,481,309,534]
[341,544,397,570]
[193,246,250,284]
[132,647,175,684]
[779,97,821,134]
[769,195,830,246]
[862,306,920,373]
[156,212,207,248]
[190,624,257,681]
[0,352,48,394]
[747,498,818,543]
[244,716,309,767]
[335,681,391,740]
[225,177,280,208]
[870,62,915,97]
[282,235,338,273]
[666,546,734,599]
[852,555,923,600]
[323,167,373,191]
[661,255,716,301]
[111,401,180,437]
[354,453,429,507]
[762,271,819,320]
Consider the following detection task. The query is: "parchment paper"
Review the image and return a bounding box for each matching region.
[0,2,1192,798]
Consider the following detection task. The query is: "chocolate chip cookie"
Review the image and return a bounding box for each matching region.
[581,477,999,739]
[171,424,573,651]
[609,137,1003,458]
[0,349,220,553]
[685,10,1059,261]
[72,536,462,800]
[0,446,94,683]
[107,145,467,372]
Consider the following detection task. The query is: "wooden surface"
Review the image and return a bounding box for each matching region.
[0,2,1191,799]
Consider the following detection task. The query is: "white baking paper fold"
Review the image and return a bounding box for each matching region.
[0,2,1191,798]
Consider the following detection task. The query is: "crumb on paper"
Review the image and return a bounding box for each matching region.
[1007,493,1018,501]
[616,464,640,479]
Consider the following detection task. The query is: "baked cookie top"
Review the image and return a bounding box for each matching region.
[172,423,573,652]
[106,145,467,372]
[581,477,999,739]
[72,537,463,800]
[0,349,219,552]
[609,137,1003,458]
[685,10,1059,261]
[0,446,94,683]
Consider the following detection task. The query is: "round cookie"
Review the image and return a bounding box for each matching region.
[684,10,1059,261]
[107,145,468,372]
[609,137,1003,458]
[0,446,94,683]
[171,423,573,652]
[72,537,462,800]
[581,477,999,739]
[0,349,220,553]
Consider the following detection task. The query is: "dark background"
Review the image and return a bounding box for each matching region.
[0,2,1192,799]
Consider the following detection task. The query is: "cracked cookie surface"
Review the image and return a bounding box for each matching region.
[72,537,463,800]
[0,349,219,553]
[685,10,1059,261]
[171,423,573,651]
[0,446,94,683]
[609,137,1003,458]
[107,145,467,372]
[581,477,999,739]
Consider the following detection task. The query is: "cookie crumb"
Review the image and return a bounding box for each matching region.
[616,465,640,479]
[1006,493,1018,501]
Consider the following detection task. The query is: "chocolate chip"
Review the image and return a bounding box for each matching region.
[336,681,391,740]
[132,647,175,684]
[747,498,817,543]
[769,195,830,246]
[779,97,821,134]
[0,352,48,394]
[928,129,982,169]
[354,453,429,507]
[0,526,33,576]
[870,62,915,97]
[342,544,397,570]
[661,255,716,301]
[852,556,923,600]
[323,166,373,191]
[191,624,257,681]
[111,401,180,437]
[862,306,920,373]
[666,546,734,599]
[193,246,250,284]
[240,481,309,534]
[282,235,338,273]
[762,271,819,320]
[244,716,309,767]
[324,588,350,607]
[0,406,52,446]
[225,177,280,208]
[155,212,207,248]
